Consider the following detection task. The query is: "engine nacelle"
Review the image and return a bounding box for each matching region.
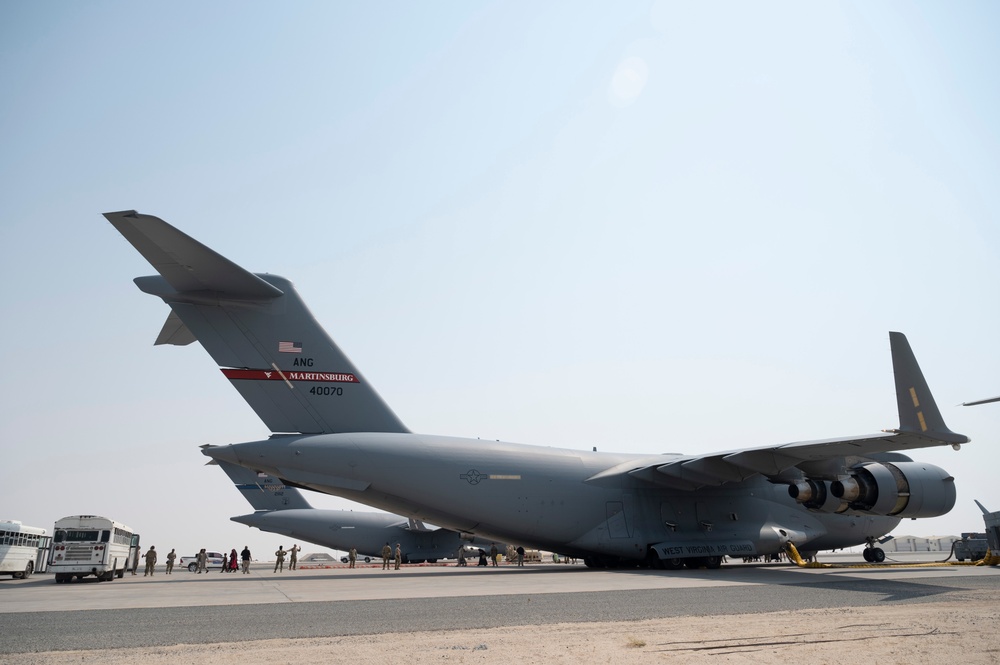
[829,461,955,518]
[788,479,848,513]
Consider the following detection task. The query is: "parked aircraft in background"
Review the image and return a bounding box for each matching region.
[107,211,973,569]
[962,396,999,406]
[216,460,496,563]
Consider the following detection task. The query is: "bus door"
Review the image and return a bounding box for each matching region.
[129,534,141,573]
[35,535,52,573]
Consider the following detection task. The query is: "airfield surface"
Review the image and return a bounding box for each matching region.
[2,553,998,663]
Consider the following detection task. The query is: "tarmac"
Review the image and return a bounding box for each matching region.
[1,552,998,655]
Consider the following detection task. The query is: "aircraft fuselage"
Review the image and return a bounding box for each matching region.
[207,432,898,562]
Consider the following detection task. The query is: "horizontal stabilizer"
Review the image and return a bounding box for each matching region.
[104,210,283,300]
[106,210,409,435]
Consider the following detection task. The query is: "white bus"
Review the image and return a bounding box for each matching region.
[49,515,140,583]
[0,520,51,579]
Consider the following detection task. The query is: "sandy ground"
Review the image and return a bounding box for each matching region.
[8,598,999,664]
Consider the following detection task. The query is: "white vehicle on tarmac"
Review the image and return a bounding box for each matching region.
[0,520,51,579]
[49,515,139,583]
[179,551,227,572]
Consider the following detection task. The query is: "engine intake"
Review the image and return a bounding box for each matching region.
[793,462,955,518]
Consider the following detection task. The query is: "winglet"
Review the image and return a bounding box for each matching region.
[889,332,968,444]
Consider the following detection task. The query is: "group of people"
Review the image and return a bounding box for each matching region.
[132,546,176,576]
[272,544,301,572]
[137,541,536,576]
[456,543,526,567]
[380,542,403,570]
[133,545,173,576]
[193,546,255,574]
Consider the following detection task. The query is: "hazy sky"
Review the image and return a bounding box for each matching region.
[2,1,998,561]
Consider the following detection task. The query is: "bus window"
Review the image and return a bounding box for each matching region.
[101,530,110,543]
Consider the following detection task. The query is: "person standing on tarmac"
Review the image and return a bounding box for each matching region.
[196,548,208,574]
[274,546,286,573]
[348,547,357,569]
[381,542,392,570]
[288,544,300,571]
[144,546,157,576]
[241,545,252,574]
[165,548,176,574]
[516,545,525,567]
[490,543,499,567]
[394,543,402,570]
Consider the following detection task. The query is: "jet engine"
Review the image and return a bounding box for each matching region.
[790,462,955,518]
[787,479,847,513]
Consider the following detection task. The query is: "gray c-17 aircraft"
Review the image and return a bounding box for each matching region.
[106,210,972,569]
[216,459,496,563]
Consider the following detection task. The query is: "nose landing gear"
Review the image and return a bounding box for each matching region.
[863,537,886,563]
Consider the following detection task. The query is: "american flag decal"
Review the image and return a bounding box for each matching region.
[278,341,302,353]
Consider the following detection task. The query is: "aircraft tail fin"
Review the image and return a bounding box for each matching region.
[105,210,408,435]
[889,332,967,444]
[216,460,313,511]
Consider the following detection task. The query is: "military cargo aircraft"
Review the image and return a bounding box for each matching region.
[106,210,972,569]
[217,460,496,564]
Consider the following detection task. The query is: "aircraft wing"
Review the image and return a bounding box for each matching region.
[962,396,1000,406]
[588,332,970,490]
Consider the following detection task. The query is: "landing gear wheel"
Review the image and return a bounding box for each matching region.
[662,557,685,570]
[863,548,873,562]
[703,555,723,569]
[871,547,885,563]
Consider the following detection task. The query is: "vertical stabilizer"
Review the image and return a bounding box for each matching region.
[216,460,313,511]
[889,332,965,443]
[105,210,408,435]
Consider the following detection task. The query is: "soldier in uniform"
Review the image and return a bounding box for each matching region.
[196,548,208,574]
[381,542,392,570]
[394,543,402,570]
[490,543,499,567]
[241,545,252,574]
[165,548,176,574]
[144,546,157,576]
[348,547,357,569]
[288,544,300,571]
[274,545,286,573]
